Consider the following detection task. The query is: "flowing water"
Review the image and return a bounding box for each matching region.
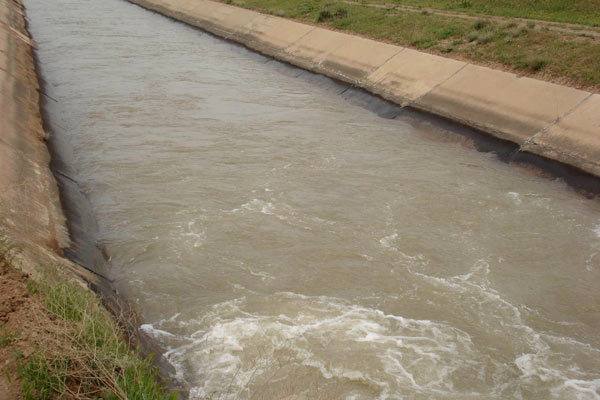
[26,0,600,398]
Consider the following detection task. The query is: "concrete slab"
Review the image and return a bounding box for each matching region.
[0,5,9,26]
[199,2,258,38]
[366,48,465,106]
[243,15,314,57]
[524,94,600,176]
[284,27,346,70]
[0,0,69,252]
[167,0,205,14]
[416,64,590,144]
[0,29,8,70]
[320,36,402,84]
[0,50,6,72]
[130,0,215,30]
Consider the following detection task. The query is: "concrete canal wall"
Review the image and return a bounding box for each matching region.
[128,0,600,177]
[0,0,107,289]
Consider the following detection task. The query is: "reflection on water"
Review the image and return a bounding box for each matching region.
[27,0,600,398]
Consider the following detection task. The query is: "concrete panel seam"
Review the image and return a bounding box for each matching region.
[240,13,269,38]
[521,92,594,151]
[367,47,407,86]
[366,46,407,86]
[314,35,352,68]
[283,25,317,53]
[409,61,467,107]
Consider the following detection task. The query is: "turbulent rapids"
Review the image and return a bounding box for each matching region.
[26,0,600,398]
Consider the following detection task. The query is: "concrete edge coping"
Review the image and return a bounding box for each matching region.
[129,0,599,177]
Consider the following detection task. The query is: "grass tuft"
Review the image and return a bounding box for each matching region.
[526,57,549,71]
[17,277,177,399]
[0,327,17,347]
[316,9,332,22]
[316,6,348,22]
[472,19,488,30]
[18,354,69,400]
[475,32,494,44]
[0,235,176,400]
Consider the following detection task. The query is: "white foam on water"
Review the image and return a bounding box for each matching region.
[237,198,324,230]
[242,198,276,216]
[181,220,206,248]
[149,293,507,399]
[139,255,600,399]
[379,231,424,263]
[140,323,177,339]
[406,260,600,399]
[141,282,600,399]
[507,191,522,205]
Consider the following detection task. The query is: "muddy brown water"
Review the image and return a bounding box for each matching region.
[25,0,600,398]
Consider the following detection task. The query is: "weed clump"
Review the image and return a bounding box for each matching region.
[439,43,454,53]
[476,32,494,44]
[512,25,529,37]
[18,354,69,400]
[316,9,332,22]
[473,19,488,30]
[467,31,479,42]
[0,327,17,347]
[316,6,348,22]
[513,56,549,72]
[527,58,549,71]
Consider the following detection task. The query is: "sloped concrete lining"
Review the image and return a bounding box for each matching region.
[320,35,402,84]
[283,27,345,70]
[127,0,600,177]
[184,0,258,40]
[242,14,314,57]
[524,94,600,176]
[0,0,114,293]
[416,64,590,145]
[366,48,466,106]
[0,1,67,251]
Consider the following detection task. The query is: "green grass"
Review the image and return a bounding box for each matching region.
[0,232,176,400]
[373,0,600,27]
[18,354,69,400]
[226,0,600,89]
[17,278,178,400]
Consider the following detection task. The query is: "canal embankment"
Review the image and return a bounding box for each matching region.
[0,0,174,398]
[128,0,600,179]
[21,0,600,397]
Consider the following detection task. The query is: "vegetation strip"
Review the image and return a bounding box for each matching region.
[355,0,600,27]
[221,0,600,91]
[0,239,177,400]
